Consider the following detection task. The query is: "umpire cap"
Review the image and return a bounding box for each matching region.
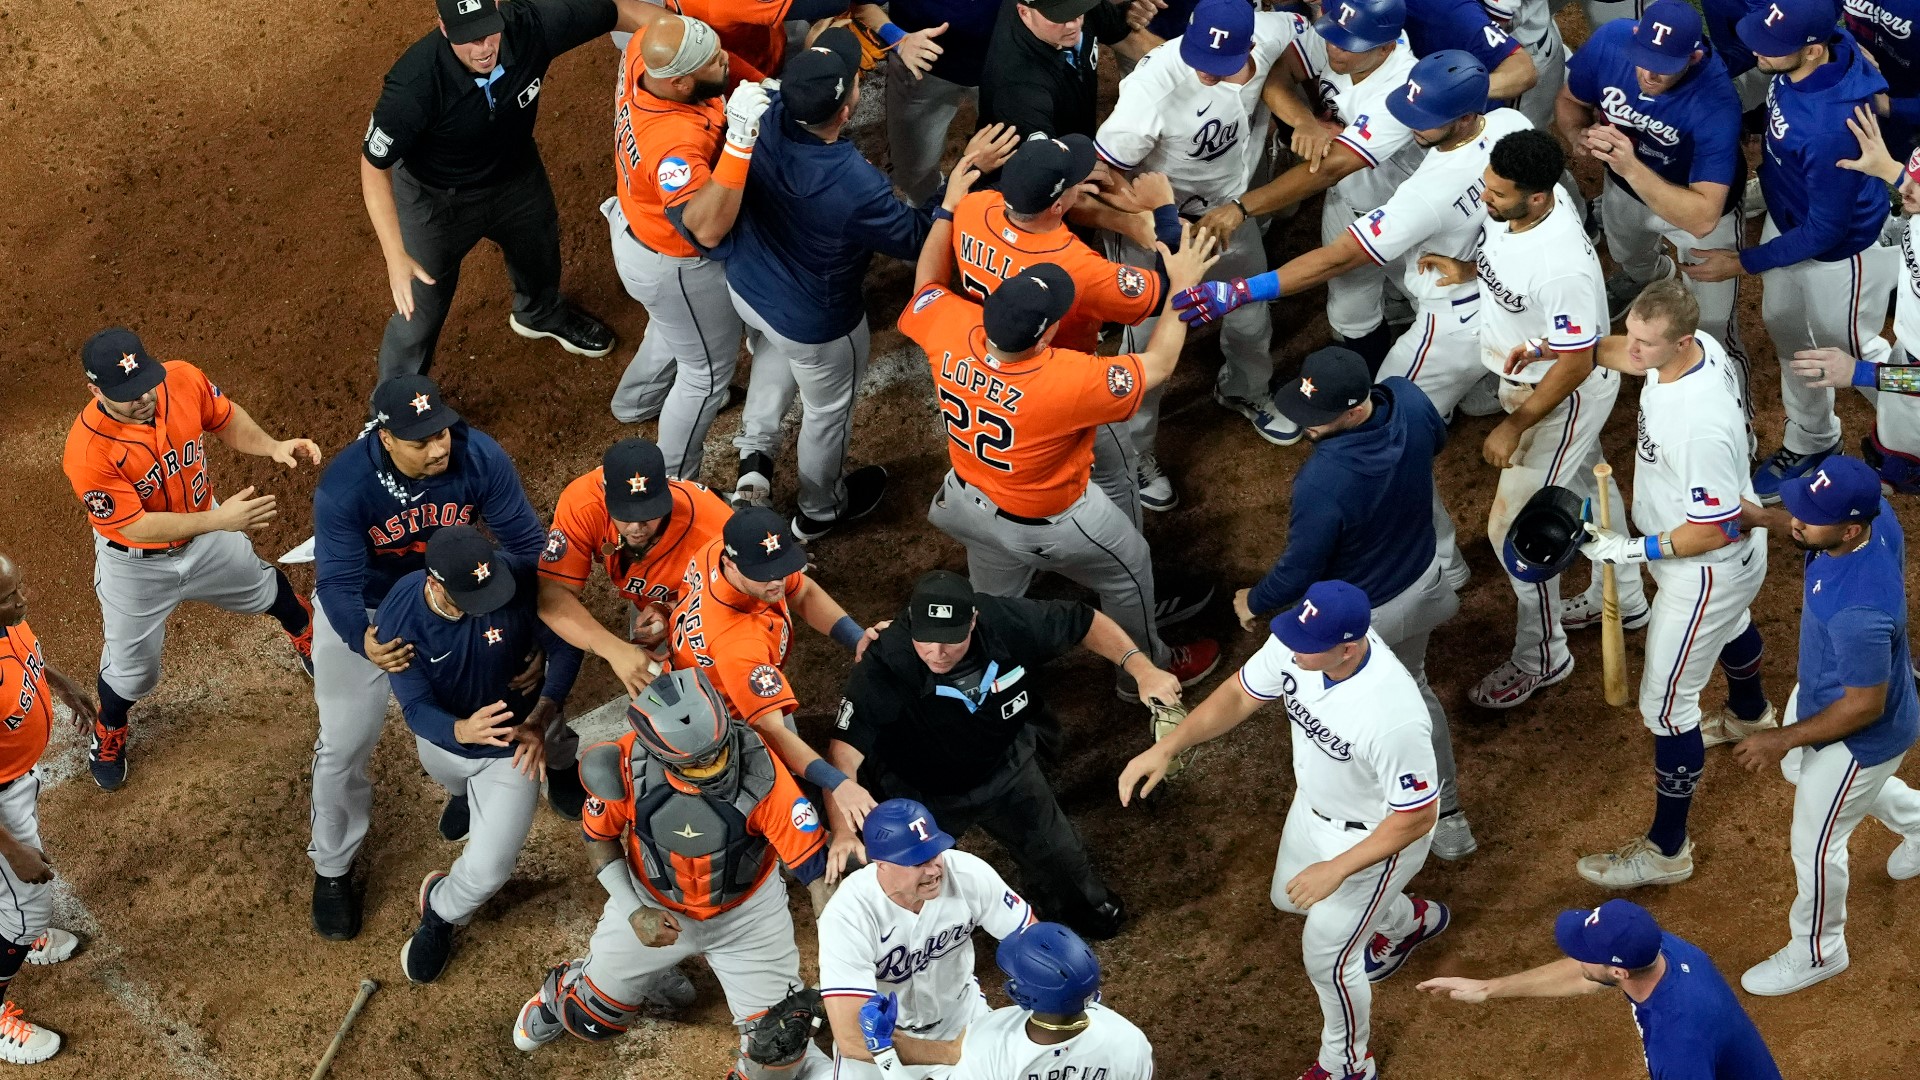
[1386,51,1488,131]
[862,799,955,866]
[1315,0,1405,52]
[998,923,1101,1015]
[1501,485,1586,583]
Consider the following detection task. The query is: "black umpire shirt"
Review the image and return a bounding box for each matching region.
[977,0,1135,140]
[835,595,1094,797]
[363,0,616,189]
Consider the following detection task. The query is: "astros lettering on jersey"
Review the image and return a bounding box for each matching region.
[667,538,799,725]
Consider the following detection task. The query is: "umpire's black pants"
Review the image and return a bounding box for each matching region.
[377,156,569,381]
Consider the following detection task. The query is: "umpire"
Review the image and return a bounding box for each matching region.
[361,0,661,379]
[825,571,1182,940]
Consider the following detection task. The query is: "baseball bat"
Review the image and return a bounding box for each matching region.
[311,978,379,1080]
[1592,464,1631,707]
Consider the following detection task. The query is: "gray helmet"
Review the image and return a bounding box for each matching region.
[627,668,736,770]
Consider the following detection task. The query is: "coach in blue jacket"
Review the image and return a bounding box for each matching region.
[1234,348,1475,861]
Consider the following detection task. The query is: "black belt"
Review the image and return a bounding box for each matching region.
[1311,808,1370,832]
[106,540,189,558]
[0,773,29,793]
[955,478,1063,527]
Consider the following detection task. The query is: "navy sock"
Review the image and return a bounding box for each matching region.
[263,570,310,635]
[1649,729,1705,857]
[95,676,136,730]
[1340,324,1396,376]
[1718,624,1767,720]
[0,938,26,1001]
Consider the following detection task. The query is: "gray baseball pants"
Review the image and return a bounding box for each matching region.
[730,286,870,521]
[414,736,539,924]
[94,530,278,701]
[884,52,976,208]
[1372,555,1462,815]
[1758,216,1898,455]
[0,773,51,947]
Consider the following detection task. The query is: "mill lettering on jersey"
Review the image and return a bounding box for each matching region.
[9,643,44,730]
[1280,672,1355,761]
[365,502,477,548]
[876,921,977,983]
[958,236,1018,285]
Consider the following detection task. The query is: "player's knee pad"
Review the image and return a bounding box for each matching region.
[1860,429,1920,494]
[555,966,639,1043]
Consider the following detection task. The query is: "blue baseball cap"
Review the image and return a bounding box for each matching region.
[1272,580,1371,653]
[1554,900,1662,969]
[1780,455,1883,526]
[1737,0,1837,59]
[1629,0,1704,76]
[861,799,956,866]
[1180,0,1256,78]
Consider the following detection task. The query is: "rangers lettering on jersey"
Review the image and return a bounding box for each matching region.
[1844,0,1914,38]
[877,922,977,983]
[1598,86,1683,148]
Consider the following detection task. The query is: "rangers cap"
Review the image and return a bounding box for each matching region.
[1271,346,1371,427]
[1020,0,1103,23]
[373,374,460,441]
[1736,0,1836,59]
[781,27,862,125]
[984,263,1077,352]
[1554,899,1661,969]
[426,524,516,615]
[602,438,674,522]
[907,571,976,645]
[1386,51,1489,131]
[82,327,167,402]
[1779,455,1883,526]
[1272,580,1370,653]
[436,0,504,45]
[1627,0,1704,76]
[1002,134,1099,215]
[862,798,955,866]
[1180,0,1257,79]
[722,506,809,581]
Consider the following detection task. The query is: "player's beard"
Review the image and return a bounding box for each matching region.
[692,77,727,102]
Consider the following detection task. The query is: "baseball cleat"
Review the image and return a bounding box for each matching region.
[1888,836,1920,881]
[1700,702,1778,749]
[1605,255,1675,324]
[731,452,775,511]
[509,310,615,358]
[1429,811,1477,861]
[289,592,315,678]
[439,795,471,842]
[1168,639,1222,686]
[1456,375,1503,417]
[1577,836,1694,889]
[1365,898,1450,983]
[401,871,456,985]
[1468,657,1573,710]
[546,765,587,821]
[1751,442,1838,505]
[1152,575,1213,628]
[1561,594,1650,632]
[791,465,888,541]
[1137,453,1178,512]
[1740,945,1849,996]
[1297,1052,1374,1080]
[0,1002,60,1065]
[640,965,699,1010]
[25,929,77,967]
[1213,387,1302,446]
[312,870,362,941]
[87,720,129,792]
[514,992,565,1052]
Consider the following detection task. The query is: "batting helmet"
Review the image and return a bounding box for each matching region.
[1501,485,1587,583]
[1314,0,1405,53]
[1386,50,1489,131]
[998,923,1101,1015]
[627,668,735,771]
[862,799,955,866]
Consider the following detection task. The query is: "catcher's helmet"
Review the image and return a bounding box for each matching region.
[1386,50,1489,131]
[998,923,1101,1015]
[1502,485,1587,584]
[1315,0,1405,52]
[627,668,735,770]
[861,799,955,866]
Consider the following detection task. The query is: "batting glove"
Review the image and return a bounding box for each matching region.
[858,992,898,1053]
[1579,523,1650,565]
[725,82,772,148]
[1174,278,1252,326]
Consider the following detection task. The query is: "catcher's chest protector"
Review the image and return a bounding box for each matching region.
[629,744,778,910]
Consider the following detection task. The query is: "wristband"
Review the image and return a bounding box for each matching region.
[1857,359,1881,388]
[713,142,753,189]
[1641,534,1666,561]
[1231,197,1250,219]
[878,22,907,46]
[831,615,864,652]
[596,859,644,918]
[871,1047,904,1078]
[1117,647,1140,671]
[804,758,850,791]
[1245,272,1283,303]
[932,207,954,222]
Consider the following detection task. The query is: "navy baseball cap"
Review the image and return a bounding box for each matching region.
[1780,455,1883,526]
[984,263,1077,352]
[1272,347,1372,427]
[1021,0,1104,23]
[782,27,861,125]
[1181,0,1257,78]
[723,506,809,581]
[427,524,516,615]
[908,571,976,645]
[1737,0,1836,58]
[1272,580,1371,653]
[603,438,674,522]
[1555,900,1662,970]
[1629,0,1704,76]
[436,0,504,44]
[373,374,460,441]
[862,798,956,866]
[82,327,167,402]
[1003,134,1100,215]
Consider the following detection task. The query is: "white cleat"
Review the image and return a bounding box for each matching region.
[0,1002,60,1065]
[24,929,75,967]
[1701,703,1778,749]
[1430,812,1478,861]
[1740,945,1849,996]
[1888,837,1920,881]
[1577,837,1694,889]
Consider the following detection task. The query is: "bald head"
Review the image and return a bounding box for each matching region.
[0,554,23,628]
[643,14,722,81]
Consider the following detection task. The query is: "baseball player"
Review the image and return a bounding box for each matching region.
[1400,0,1535,102]
[307,375,570,942]
[1725,456,1920,995]
[1418,128,1647,709]
[1481,0,1564,132]
[1536,282,1772,889]
[603,14,766,482]
[513,667,831,1079]
[817,799,1035,1080]
[1092,0,1327,498]
[906,155,1223,698]
[1417,899,1785,1080]
[0,553,90,1065]
[1843,0,1920,158]
[378,526,568,984]
[1119,581,1448,1080]
[62,327,320,793]
[1681,2,1896,501]
[860,922,1152,1080]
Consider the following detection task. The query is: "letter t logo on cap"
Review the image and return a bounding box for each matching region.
[1650,21,1671,44]
[1298,599,1320,623]
[907,817,931,841]
[1208,26,1230,47]
[1764,2,1784,26]
[1810,469,1832,493]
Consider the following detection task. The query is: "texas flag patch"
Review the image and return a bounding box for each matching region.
[1366,209,1386,236]
[1553,314,1583,336]
[1398,773,1429,793]
[1691,487,1721,508]
[1353,114,1372,140]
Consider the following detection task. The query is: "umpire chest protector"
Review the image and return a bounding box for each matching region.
[628,739,778,909]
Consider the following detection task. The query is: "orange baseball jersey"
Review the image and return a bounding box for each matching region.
[950,189,1162,353]
[898,283,1146,518]
[583,728,826,918]
[63,360,234,549]
[539,468,733,608]
[0,622,54,785]
[615,51,729,260]
[667,538,802,726]
[668,0,789,82]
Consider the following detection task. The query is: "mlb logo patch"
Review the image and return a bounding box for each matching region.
[1690,487,1720,507]
[1553,314,1582,336]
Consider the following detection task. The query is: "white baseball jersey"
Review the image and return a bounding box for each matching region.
[1094,12,1313,213]
[1631,329,1755,558]
[1237,629,1438,824]
[949,1003,1155,1080]
[1896,217,1920,355]
[1347,107,1533,312]
[1475,186,1608,383]
[1294,31,1424,209]
[818,850,1034,1041]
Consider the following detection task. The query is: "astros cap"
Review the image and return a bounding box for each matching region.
[602,438,674,522]
[1554,899,1662,969]
[722,506,809,581]
[1271,347,1372,428]
[1737,0,1835,59]
[373,374,460,441]
[1272,580,1370,653]
[1628,0,1704,76]
[984,263,1077,352]
[1181,0,1257,78]
[436,0,504,45]
[426,524,516,615]
[1002,134,1099,215]
[82,327,166,402]
[782,27,862,125]
[908,571,976,645]
[1779,455,1883,526]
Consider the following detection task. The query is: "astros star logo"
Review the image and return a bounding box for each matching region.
[119,352,140,374]
[472,561,491,582]
[761,532,782,554]
[628,473,648,495]
[411,392,432,415]
[484,627,503,645]
[752,668,779,692]
[1299,377,1317,398]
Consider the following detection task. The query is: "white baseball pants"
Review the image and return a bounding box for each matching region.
[1322,191,1388,341]
[93,530,278,701]
[1374,556,1462,815]
[1634,542,1767,736]
[1759,217,1898,455]
[414,737,539,924]
[0,773,50,947]
[730,287,870,522]
[307,599,393,879]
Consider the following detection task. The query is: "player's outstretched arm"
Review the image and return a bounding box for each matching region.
[1136,224,1220,390]
[1079,609,1182,706]
[1260,49,1330,170]
[212,400,321,468]
[1487,47,1537,103]
[1118,672,1263,804]
[1484,346,1593,468]
[1418,957,1606,1001]
[1197,146,1367,242]
[536,578,657,698]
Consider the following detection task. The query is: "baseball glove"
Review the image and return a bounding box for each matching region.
[1147,699,1198,781]
[744,987,825,1066]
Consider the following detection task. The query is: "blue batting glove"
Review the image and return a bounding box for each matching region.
[858,992,898,1053]
[1173,278,1252,325]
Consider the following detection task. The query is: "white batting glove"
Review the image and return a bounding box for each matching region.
[1579,523,1649,565]
[725,82,772,148]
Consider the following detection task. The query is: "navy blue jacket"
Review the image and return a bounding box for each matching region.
[1249,379,1446,613]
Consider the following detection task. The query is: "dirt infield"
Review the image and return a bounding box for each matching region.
[4,1,1920,1077]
